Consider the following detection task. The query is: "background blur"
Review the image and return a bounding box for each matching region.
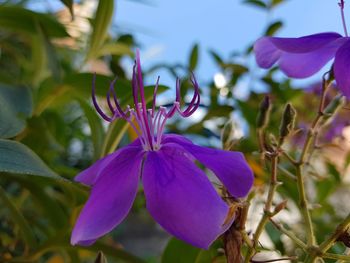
[1,0,350,262]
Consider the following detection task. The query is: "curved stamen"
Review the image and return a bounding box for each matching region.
[92,74,115,122]
[181,76,200,116]
[106,78,119,116]
[108,78,128,119]
[166,75,200,118]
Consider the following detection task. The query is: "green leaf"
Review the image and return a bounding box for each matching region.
[78,99,105,160]
[189,43,199,71]
[16,178,68,229]
[0,139,61,179]
[60,0,74,19]
[264,21,283,36]
[40,23,62,81]
[101,119,130,156]
[97,42,133,57]
[221,63,248,74]
[0,185,37,247]
[0,6,68,38]
[209,50,224,66]
[0,84,32,138]
[87,0,114,60]
[243,0,268,9]
[271,0,285,8]
[162,238,201,263]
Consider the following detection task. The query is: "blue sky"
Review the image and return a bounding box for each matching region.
[116,0,346,85]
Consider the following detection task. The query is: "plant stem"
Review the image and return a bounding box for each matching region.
[305,213,350,262]
[319,214,350,252]
[269,218,307,251]
[293,79,331,248]
[323,253,350,261]
[244,153,279,262]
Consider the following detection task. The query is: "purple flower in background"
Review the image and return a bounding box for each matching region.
[70,50,254,249]
[324,115,350,141]
[254,1,350,98]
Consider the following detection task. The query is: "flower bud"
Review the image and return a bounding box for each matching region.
[256,95,271,129]
[279,103,297,144]
[221,120,243,150]
[273,200,288,215]
[95,252,108,263]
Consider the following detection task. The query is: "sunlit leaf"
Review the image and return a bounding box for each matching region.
[97,42,133,57]
[86,0,114,60]
[78,99,105,160]
[0,139,61,179]
[0,84,32,138]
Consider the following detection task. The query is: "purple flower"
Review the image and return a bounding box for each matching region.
[254,2,350,98]
[70,50,254,249]
[254,32,350,98]
[324,115,350,141]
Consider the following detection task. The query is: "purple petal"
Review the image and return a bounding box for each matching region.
[71,145,145,246]
[142,143,232,249]
[270,32,343,53]
[75,153,117,186]
[163,134,254,198]
[278,38,347,78]
[334,40,350,99]
[74,139,142,186]
[254,37,282,68]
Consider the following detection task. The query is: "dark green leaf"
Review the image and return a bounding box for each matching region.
[0,139,61,179]
[243,0,268,9]
[0,84,32,138]
[0,6,68,38]
[209,50,224,66]
[87,0,114,60]
[189,43,199,71]
[162,238,201,263]
[0,185,37,247]
[37,22,62,81]
[271,0,285,8]
[264,21,283,36]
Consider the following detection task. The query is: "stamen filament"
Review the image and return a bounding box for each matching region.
[339,0,349,36]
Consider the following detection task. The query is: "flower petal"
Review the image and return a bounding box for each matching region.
[270,32,343,53]
[254,37,282,68]
[71,145,144,246]
[334,40,350,98]
[163,134,254,198]
[74,139,142,186]
[278,38,346,78]
[74,153,116,186]
[142,143,231,249]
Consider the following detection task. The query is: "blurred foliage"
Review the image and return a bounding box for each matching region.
[1,0,350,262]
